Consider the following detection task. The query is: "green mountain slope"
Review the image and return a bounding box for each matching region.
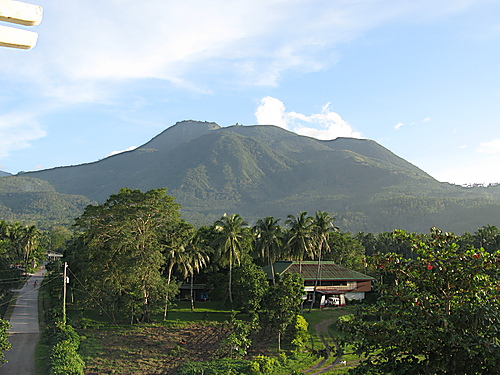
[0,176,94,227]
[5,121,500,233]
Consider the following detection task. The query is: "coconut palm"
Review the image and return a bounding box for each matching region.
[285,212,314,272]
[212,214,250,304]
[161,221,195,319]
[309,211,337,311]
[253,216,283,285]
[180,232,210,310]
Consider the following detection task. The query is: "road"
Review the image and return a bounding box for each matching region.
[1,266,45,375]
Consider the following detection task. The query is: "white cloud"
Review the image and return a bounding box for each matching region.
[477,138,500,154]
[395,122,404,130]
[0,113,46,158]
[106,146,138,158]
[254,97,288,128]
[255,96,361,140]
[0,0,487,106]
[431,154,500,185]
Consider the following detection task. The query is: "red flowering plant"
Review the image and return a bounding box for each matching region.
[338,227,500,375]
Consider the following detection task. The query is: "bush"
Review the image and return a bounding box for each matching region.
[248,355,280,374]
[49,340,85,375]
[290,315,309,353]
[46,320,85,374]
[177,358,247,374]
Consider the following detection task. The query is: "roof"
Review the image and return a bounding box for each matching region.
[263,261,375,281]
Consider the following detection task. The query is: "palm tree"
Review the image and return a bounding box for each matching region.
[253,216,283,285]
[180,232,210,310]
[161,221,194,319]
[285,212,314,272]
[212,214,250,304]
[309,211,337,312]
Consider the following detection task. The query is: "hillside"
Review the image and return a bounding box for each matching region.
[0,176,94,227]
[3,120,500,233]
[0,171,11,177]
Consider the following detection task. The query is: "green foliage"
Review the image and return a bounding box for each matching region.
[290,314,310,354]
[49,340,85,375]
[177,358,248,375]
[5,121,500,233]
[249,355,280,374]
[232,263,269,317]
[260,273,305,351]
[73,188,182,322]
[217,320,253,358]
[212,214,252,304]
[0,319,11,363]
[45,321,85,375]
[340,228,500,374]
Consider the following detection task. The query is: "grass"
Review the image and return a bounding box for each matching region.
[35,293,363,375]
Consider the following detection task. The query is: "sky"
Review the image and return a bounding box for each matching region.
[1,0,499,185]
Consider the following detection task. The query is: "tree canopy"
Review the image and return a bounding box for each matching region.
[73,188,182,322]
[339,227,500,374]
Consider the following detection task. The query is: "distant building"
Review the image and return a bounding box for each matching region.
[46,250,63,262]
[263,261,375,307]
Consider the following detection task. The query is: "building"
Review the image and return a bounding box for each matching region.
[263,261,375,307]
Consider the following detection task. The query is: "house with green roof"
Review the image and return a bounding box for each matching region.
[263,261,375,307]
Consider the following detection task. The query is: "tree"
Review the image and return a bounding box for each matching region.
[160,220,195,318]
[74,188,181,322]
[285,212,314,270]
[309,211,337,311]
[232,262,269,320]
[253,216,283,285]
[328,232,366,272]
[179,231,210,311]
[339,227,500,374]
[212,214,251,305]
[261,273,305,351]
[473,224,500,253]
[0,319,11,364]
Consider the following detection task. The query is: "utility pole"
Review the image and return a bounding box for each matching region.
[62,261,68,324]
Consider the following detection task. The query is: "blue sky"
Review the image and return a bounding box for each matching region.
[1,0,499,185]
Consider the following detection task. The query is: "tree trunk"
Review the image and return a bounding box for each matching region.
[269,257,276,286]
[190,272,195,311]
[309,244,322,313]
[163,263,174,320]
[228,251,233,304]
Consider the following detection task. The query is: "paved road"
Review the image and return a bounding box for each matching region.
[1,266,45,375]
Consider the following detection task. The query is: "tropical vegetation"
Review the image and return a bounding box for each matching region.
[1,185,500,373]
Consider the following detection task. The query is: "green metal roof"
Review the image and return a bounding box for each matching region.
[263,261,374,281]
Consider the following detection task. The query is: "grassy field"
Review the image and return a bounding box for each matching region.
[35,298,361,374]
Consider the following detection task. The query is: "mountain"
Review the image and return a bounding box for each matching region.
[5,120,500,233]
[0,175,94,227]
[0,171,11,177]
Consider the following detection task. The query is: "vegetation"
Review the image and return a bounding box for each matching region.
[1,121,499,233]
[339,228,500,374]
[1,182,500,373]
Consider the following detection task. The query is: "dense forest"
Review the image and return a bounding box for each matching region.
[0,187,499,373]
[6,121,500,234]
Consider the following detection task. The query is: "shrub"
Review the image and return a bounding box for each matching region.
[248,355,280,374]
[290,314,309,353]
[49,340,85,375]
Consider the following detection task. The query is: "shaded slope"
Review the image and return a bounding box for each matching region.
[8,121,500,233]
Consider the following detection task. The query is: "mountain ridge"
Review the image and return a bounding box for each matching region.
[4,121,500,233]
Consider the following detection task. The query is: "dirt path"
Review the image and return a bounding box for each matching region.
[1,266,46,375]
[302,318,348,375]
